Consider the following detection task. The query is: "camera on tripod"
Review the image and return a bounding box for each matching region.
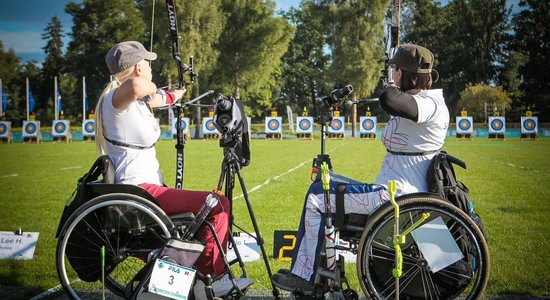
[213,94,250,166]
[317,85,354,108]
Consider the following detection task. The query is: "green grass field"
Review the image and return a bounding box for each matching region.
[1,137,549,298]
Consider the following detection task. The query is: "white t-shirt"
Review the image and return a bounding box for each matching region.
[102,90,163,185]
[375,89,449,196]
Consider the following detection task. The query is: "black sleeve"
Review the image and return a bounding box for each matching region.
[379,87,418,122]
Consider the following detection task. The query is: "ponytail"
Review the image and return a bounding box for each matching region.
[95,68,134,155]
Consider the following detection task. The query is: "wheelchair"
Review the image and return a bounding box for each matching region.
[55,155,256,300]
[281,101,490,300]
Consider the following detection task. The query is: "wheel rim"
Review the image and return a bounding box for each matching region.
[57,199,172,299]
[360,204,486,300]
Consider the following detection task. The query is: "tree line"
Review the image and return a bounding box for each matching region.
[0,0,547,126]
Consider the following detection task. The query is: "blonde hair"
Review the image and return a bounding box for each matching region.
[95,67,135,155]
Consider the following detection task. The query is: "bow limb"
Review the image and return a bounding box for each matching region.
[385,0,401,85]
[165,0,185,88]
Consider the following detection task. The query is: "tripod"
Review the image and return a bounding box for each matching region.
[214,145,281,299]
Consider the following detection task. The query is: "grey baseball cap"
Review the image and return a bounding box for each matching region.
[391,44,434,74]
[105,41,157,74]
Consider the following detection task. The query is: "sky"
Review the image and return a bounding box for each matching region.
[0,0,521,64]
[0,0,301,63]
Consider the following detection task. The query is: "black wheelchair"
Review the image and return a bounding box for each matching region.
[56,152,274,299]
[278,90,490,300]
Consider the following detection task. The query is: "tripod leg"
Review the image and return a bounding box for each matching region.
[234,167,280,299]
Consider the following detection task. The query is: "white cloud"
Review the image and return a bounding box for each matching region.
[0,30,43,54]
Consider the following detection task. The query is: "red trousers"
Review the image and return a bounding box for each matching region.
[139,183,230,276]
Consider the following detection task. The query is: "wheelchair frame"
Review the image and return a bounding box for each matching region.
[55,151,276,300]
[281,103,490,300]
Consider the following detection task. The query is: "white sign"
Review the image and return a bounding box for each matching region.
[0,231,39,260]
[411,217,464,273]
[148,259,196,300]
[227,232,260,262]
[82,119,95,136]
[456,116,473,134]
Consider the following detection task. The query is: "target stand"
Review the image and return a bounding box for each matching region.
[296,116,313,140]
[203,117,220,140]
[456,115,473,141]
[359,116,377,140]
[23,121,41,143]
[520,115,538,141]
[52,120,71,143]
[265,116,283,140]
[488,116,506,141]
[171,117,191,141]
[327,116,345,140]
[0,121,12,143]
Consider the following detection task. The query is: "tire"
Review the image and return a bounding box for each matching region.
[56,193,175,299]
[356,194,490,300]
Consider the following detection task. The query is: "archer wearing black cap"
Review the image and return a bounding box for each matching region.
[376,44,449,193]
[271,44,449,292]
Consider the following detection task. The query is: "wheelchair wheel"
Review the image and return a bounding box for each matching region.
[357,194,489,300]
[56,193,175,299]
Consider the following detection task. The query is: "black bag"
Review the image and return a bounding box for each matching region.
[427,151,486,237]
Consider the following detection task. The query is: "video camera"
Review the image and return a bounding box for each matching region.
[213,94,250,166]
[317,85,354,107]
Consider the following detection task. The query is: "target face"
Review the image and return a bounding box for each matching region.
[331,119,342,130]
[25,122,37,134]
[521,116,538,133]
[172,117,189,135]
[0,122,7,135]
[359,117,377,134]
[456,116,473,134]
[488,117,505,134]
[459,119,471,131]
[491,119,503,130]
[55,122,66,133]
[83,120,95,134]
[296,117,313,133]
[269,119,280,130]
[362,119,374,130]
[23,121,40,137]
[299,119,311,130]
[206,119,216,130]
[203,117,218,134]
[265,117,282,133]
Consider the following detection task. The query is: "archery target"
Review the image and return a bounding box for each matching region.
[0,121,10,138]
[296,117,313,133]
[328,117,345,134]
[521,116,538,134]
[203,117,219,134]
[82,120,95,136]
[360,116,377,134]
[488,116,505,134]
[172,117,190,135]
[23,121,40,137]
[456,116,473,134]
[265,117,282,133]
[52,120,70,137]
